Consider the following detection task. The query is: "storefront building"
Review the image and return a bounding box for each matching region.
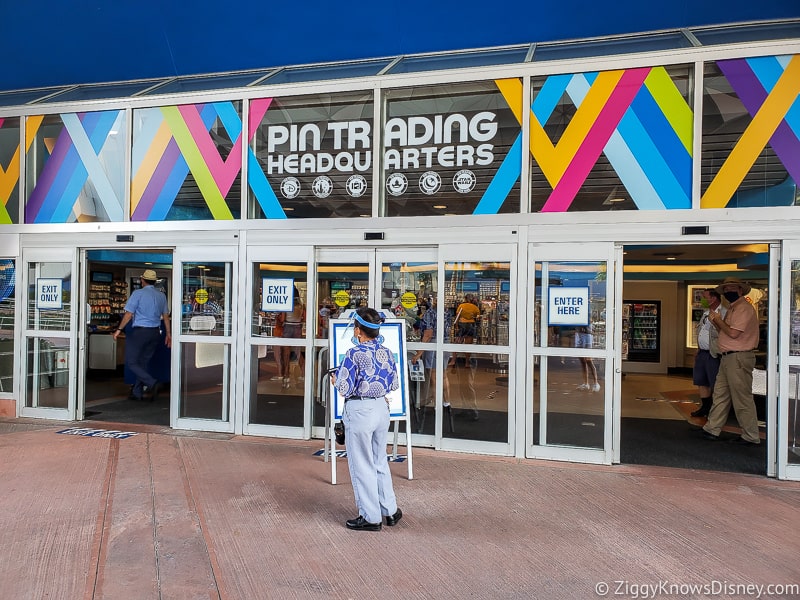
[0,20,799,478]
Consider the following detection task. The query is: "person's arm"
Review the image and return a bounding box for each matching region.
[413,328,433,362]
[709,308,743,339]
[112,311,133,339]
[162,312,172,348]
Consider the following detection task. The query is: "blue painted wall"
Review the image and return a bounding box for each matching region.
[1,0,798,91]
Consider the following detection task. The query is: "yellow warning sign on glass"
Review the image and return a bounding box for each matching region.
[194,288,209,304]
[334,290,350,307]
[400,292,417,309]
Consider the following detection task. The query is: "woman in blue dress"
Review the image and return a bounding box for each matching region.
[333,307,403,531]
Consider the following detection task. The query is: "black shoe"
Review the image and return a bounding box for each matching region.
[690,408,709,417]
[128,393,143,401]
[702,431,720,442]
[346,516,381,531]
[731,437,760,446]
[150,382,162,402]
[385,508,403,527]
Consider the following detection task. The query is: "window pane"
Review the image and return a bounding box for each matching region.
[248,91,373,219]
[384,81,522,216]
[27,262,71,331]
[0,118,20,223]
[380,261,437,342]
[544,355,605,449]
[26,111,126,223]
[444,261,512,345]
[26,337,70,409]
[179,342,230,420]
[701,58,798,208]
[389,48,529,74]
[530,64,693,212]
[182,262,230,336]
[131,101,243,221]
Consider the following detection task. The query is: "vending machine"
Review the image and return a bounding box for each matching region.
[622,300,660,363]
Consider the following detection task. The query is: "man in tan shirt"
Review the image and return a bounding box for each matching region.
[702,277,761,445]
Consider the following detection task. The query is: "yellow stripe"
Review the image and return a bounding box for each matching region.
[494,78,524,124]
[130,120,173,211]
[702,55,800,208]
[550,70,624,180]
[644,67,693,154]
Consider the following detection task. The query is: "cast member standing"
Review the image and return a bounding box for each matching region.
[691,289,726,418]
[702,278,760,445]
[333,307,402,531]
[113,269,171,401]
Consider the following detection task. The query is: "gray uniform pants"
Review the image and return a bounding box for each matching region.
[343,397,397,524]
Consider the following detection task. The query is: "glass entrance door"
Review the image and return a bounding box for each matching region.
[173,246,237,432]
[528,243,619,464]
[19,247,79,420]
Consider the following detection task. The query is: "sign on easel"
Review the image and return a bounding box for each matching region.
[327,311,413,484]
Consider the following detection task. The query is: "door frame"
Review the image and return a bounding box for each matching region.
[526,242,619,465]
[778,240,800,480]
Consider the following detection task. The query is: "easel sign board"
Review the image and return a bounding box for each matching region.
[329,317,408,420]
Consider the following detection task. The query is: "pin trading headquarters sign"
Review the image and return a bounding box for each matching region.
[548,287,590,327]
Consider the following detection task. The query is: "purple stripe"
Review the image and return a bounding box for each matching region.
[132,138,182,219]
[25,125,74,220]
[718,59,800,184]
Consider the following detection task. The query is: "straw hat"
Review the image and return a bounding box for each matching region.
[716,276,751,295]
[141,269,158,282]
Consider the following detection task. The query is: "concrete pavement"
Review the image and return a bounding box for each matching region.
[0,418,798,600]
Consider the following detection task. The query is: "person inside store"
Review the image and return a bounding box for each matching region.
[452,293,481,366]
[412,295,451,415]
[702,277,761,445]
[113,269,171,401]
[574,325,600,392]
[332,307,402,531]
[278,286,305,389]
[691,288,726,418]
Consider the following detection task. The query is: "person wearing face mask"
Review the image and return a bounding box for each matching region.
[702,278,761,445]
[691,289,726,418]
[332,307,402,531]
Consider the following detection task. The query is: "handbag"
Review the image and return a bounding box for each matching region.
[334,421,345,445]
[708,323,721,358]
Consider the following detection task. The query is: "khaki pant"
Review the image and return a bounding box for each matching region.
[703,351,760,443]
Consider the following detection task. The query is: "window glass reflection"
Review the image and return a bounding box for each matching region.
[384,81,521,217]
[248,91,373,219]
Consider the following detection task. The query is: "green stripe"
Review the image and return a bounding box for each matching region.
[644,67,693,154]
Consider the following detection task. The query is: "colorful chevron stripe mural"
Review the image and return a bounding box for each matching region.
[702,55,800,209]
[25,111,125,223]
[131,101,270,221]
[496,66,693,212]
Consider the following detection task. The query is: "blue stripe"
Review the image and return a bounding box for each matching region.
[532,74,572,124]
[628,90,692,205]
[473,133,521,215]
[247,149,286,218]
[747,55,800,141]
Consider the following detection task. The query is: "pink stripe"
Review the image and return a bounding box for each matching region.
[249,98,272,141]
[177,104,242,195]
[542,68,650,212]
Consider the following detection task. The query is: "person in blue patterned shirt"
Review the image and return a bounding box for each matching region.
[333,307,402,531]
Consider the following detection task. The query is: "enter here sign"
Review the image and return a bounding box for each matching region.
[548,287,589,326]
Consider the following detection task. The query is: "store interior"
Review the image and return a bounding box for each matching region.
[80,243,771,475]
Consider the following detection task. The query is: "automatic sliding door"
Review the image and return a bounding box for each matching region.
[528,243,618,465]
[174,247,237,432]
[20,248,78,419]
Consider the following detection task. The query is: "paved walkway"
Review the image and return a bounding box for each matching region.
[1,418,799,600]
